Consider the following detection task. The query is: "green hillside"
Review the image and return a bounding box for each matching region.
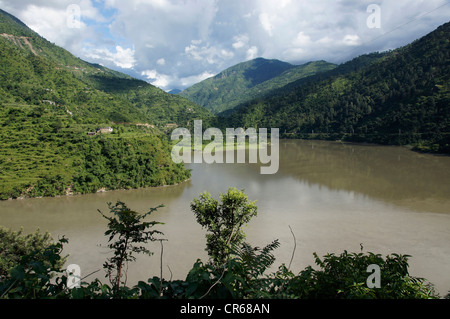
[179,57,336,114]
[0,9,207,200]
[223,22,450,153]
[0,8,213,126]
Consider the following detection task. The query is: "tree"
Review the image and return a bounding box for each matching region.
[190,188,258,268]
[98,201,164,296]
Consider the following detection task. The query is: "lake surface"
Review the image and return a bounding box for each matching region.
[1,140,450,295]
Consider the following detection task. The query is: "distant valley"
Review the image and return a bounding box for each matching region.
[178,57,337,114]
[180,22,449,154]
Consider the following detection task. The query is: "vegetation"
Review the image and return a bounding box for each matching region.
[221,22,450,153]
[0,9,210,200]
[99,201,164,296]
[1,8,449,202]
[179,58,336,114]
[0,227,65,281]
[0,7,447,303]
[0,189,442,299]
[0,233,68,299]
[0,8,213,127]
[0,103,190,199]
[191,188,258,268]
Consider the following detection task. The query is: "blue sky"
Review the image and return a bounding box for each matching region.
[0,0,449,91]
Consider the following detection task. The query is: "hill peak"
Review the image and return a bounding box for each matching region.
[179,57,336,114]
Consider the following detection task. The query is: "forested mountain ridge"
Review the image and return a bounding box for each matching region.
[0,9,203,200]
[222,22,450,153]
[0,8,213,126]
[179,57,336,114]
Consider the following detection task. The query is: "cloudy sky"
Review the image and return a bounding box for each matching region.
[1,0,449,91]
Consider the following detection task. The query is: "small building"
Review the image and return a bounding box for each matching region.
[87,127,113,136]
[98,127,113,134]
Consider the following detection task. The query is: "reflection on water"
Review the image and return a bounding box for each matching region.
[0,140,449,295]
[277,140,450,214]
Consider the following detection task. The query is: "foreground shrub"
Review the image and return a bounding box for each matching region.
[261,251,439,299]
[0,227,65,281]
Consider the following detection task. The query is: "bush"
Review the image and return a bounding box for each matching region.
[270,251,439,299]
[0,227,65,280]
[0,236,69,299]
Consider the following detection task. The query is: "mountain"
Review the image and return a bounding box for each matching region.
[169,89,182,94]
[0,9,208,200]
[179,57,336,114]
[222,22,450,153]
[0,8,212,126]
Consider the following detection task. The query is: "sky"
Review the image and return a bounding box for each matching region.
[0,0,449,92]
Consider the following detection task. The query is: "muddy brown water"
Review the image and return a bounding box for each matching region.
[1,140,449,296]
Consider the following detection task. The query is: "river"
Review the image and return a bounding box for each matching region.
[1,140,449,296]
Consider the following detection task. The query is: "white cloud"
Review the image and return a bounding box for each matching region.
[141,69,172,88]
[343,34,361,46]
[0,0,104,51]
[283,48,305,60]
[1,0,449,90]
[293,32,312,47]
[142,69,215,90]
[185,40,234,64]
[180,71,216,87]
[232,34,249,49]
[259,13,274,37]
[246,46,259,60]
[86,45,136,69]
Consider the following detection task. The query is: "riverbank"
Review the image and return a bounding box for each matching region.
[281,133,450,157]
[3,137,449,201]
[5,177,192,201]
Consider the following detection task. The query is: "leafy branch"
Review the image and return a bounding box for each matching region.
[99,201,164,295]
